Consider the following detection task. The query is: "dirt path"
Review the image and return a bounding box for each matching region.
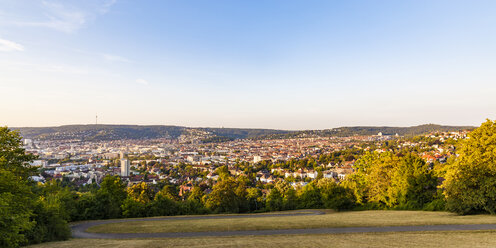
[71,211,496,239]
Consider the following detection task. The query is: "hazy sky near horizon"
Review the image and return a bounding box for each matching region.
[1,0,496,130]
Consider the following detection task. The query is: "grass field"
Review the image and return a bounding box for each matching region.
[30,230,496,248]
[87,210,496,233]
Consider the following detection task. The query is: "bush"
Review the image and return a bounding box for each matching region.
[24,195,71,245]
[423,199,446,211]
[319,181,356,210]
[121,198,148,218]
[149,194,179,216]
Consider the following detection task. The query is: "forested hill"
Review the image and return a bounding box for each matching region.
[14,124,474,141]
[259,124,475,139]
[15,125,291,141]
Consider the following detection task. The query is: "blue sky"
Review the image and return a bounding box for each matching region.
[1,0,496,129]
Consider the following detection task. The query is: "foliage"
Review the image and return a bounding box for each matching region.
[393,154,438,209]
[443,120,496,214]
[24,194,71,245]
[0,127,37,178]
[149,188,179,216]
[0,168,35,247]
[266,187,283,211]
[297,182,322,209]
[344,151,438,209]
[204,178,244,213]
[318,179,355,210]
[96,175,127,219]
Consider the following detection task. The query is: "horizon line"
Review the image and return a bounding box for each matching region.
[9,122,477,132]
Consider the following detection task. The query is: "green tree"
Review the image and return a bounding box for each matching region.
[246,187,263,211]
[343,151,399,207]
[444,120,496,214]
[204,178,241,213]
[318,179,355,210]
[343,151,437,209]
[121,198,148,217]
[96,175,127,219]
[266,187,283,211]
[0,168,35,247]
[0,127,37,247]
[215,165,230,180]
[0,127,37,178]
[121,182,155,217]
[24,194,71,244]
[187,186,204,202]
[150,186,179,216]
[274,181,297,210]
[297,182,322,209]
[393,154,438,209]
[126,182,154,204]
[73,192,100,220]
[36,180,78,221]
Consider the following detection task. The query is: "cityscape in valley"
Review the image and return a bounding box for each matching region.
[19,124,471,191]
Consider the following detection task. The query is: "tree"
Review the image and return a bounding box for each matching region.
[187,186,204,202]
[343,151,437,209]
[393,154,438,209]
[444,120,496,214]
[121,182,154,217]
[342,151,399,207]
[36,180,78,221]
[73,192,100,221]
[0,127,37,178]
[24,193,71,244]
[215,165,230,180]
[96,175,127,219]
[126,182,154,204]
[266,187,283,211]
[274,181,297,210]
[318,179,355,210]
[364,152,399,207]
[121,198,148,217]
[0,127,37,247]
[0,168,35,247]
[204,178,242,213]
[150,186,179,216]
[297,182,322,209]
[246,187,263,211]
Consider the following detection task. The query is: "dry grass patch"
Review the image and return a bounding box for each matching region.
[87,210,496,234]
[30,230,496,248]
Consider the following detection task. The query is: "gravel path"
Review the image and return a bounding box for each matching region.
[71,211,496,239]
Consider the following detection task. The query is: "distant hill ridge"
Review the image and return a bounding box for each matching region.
[262,124,475,139]
[14,124,474,141]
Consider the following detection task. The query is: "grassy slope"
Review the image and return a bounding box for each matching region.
[87,210,496,234]
[30,230,496,248]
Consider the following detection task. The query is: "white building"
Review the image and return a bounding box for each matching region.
[24,139,33,147]
[121,159,130,177]
[253,156,262,163]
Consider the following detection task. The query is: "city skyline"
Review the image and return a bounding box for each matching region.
[2,0,496,129]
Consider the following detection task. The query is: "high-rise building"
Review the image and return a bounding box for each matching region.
[121,159,130,177]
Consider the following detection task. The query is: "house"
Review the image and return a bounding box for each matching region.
[306,170,318,179]
[206,173,219,181]
[323,171,335,179]
[294,169,306,179]
[179,183,193,197]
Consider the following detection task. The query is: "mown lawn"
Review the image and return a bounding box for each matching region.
[30,230,496,248]
[87,210,496,233]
